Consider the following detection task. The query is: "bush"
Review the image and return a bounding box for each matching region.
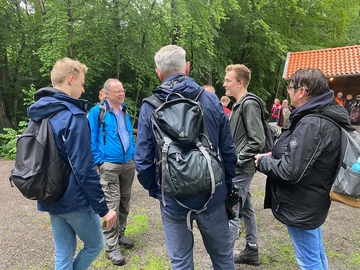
[0,84,36,159]
[0,121,28,160]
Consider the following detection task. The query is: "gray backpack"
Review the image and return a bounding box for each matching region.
[311,114,360,208]
[143,84,224,229]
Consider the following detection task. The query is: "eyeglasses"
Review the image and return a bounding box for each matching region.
[286,85,300,91]
[109,90,126,94]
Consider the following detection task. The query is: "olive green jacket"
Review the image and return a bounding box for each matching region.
[229,92,266,175]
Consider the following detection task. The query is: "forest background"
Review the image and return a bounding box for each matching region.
[0,0,359,157]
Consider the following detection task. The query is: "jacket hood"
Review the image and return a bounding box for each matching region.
[290,90,353,130]
[28,87,88,121]
[152,74,202,101]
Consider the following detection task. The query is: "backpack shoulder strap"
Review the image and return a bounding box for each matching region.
[143,95,163,109]
[97,102,107,144]
[241,93,264,111]
[305,114,343,130]
[239,94,267,123]
[304,114,346,191]
[194,87,205,102]
[98,102,106,128]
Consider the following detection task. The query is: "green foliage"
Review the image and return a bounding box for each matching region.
[0,127,19,159]
[0,121,27,160]
[1,0,359,132]
[0,84,35,159]
[22,84,37,106]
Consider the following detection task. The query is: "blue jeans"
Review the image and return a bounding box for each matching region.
[229,173,257,247]
[49,205,104,270]
[161,204,235,270]
[287,225,328,270]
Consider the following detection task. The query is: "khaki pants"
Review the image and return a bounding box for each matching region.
[99,160,135,251]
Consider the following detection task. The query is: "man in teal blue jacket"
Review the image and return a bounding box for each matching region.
[87,78,135,266]
[30,58,117,270]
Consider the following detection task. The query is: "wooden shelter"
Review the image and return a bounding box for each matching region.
[283,45,360,99]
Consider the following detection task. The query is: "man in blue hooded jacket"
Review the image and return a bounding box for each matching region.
[29,57,117,270]
[87,78,136,266]
[135,45,238,270]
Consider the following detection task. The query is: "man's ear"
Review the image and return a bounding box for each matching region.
[155,69,164,82]
[185,61,190,75]
[67,74,74,85]
[299,86,308,99]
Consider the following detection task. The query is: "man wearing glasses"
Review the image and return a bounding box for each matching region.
[255,68,352,269]
[88,78,135,266]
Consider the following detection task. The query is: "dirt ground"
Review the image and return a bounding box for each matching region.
[1,158,359,270]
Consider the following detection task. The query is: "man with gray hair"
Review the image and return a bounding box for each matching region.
[88,78,136,266]
[135,44,238,269]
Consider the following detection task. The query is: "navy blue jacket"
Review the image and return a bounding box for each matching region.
[135,74,237,215]
[29,88,109,217]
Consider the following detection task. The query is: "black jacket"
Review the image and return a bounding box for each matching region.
[257,90,353,229]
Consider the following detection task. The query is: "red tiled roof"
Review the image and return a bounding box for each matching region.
[283,45,360,79]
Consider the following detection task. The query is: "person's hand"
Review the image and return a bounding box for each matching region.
[254,155,260,167]
[103,209,117,230]
[236,158,243,167]
[254,152,272,167]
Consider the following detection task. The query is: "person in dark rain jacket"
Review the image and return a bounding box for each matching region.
[255,68,353,270]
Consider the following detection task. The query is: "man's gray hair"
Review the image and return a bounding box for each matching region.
[103,78,121,93]
[154,45,187,77]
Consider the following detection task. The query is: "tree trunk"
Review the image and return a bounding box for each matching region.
[0,46,12,130]
[67,0,73,58]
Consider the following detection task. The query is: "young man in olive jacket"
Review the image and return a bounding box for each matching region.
[223,64,266,266]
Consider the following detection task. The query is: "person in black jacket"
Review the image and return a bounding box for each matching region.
[254,68,353,270]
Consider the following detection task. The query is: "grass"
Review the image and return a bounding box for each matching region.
[89,213,170,269]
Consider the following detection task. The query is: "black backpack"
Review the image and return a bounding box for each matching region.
[9,113,71,203]
[239,93,276,153]
[143,84,224,228]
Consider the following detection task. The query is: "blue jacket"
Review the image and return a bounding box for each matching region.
[87,99,135,165]
[29,87,109,217]
[135,74,237,215]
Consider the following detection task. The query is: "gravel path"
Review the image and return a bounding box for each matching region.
[1,158,360,269]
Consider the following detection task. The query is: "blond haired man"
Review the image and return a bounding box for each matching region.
[223,64,265,266]
[28,58,117,269]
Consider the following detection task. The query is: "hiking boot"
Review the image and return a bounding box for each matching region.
[105,249,125,266]
[234,243,260,266]
[119,234,134,249]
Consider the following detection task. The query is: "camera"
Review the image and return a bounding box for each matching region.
[225,186,241,220]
